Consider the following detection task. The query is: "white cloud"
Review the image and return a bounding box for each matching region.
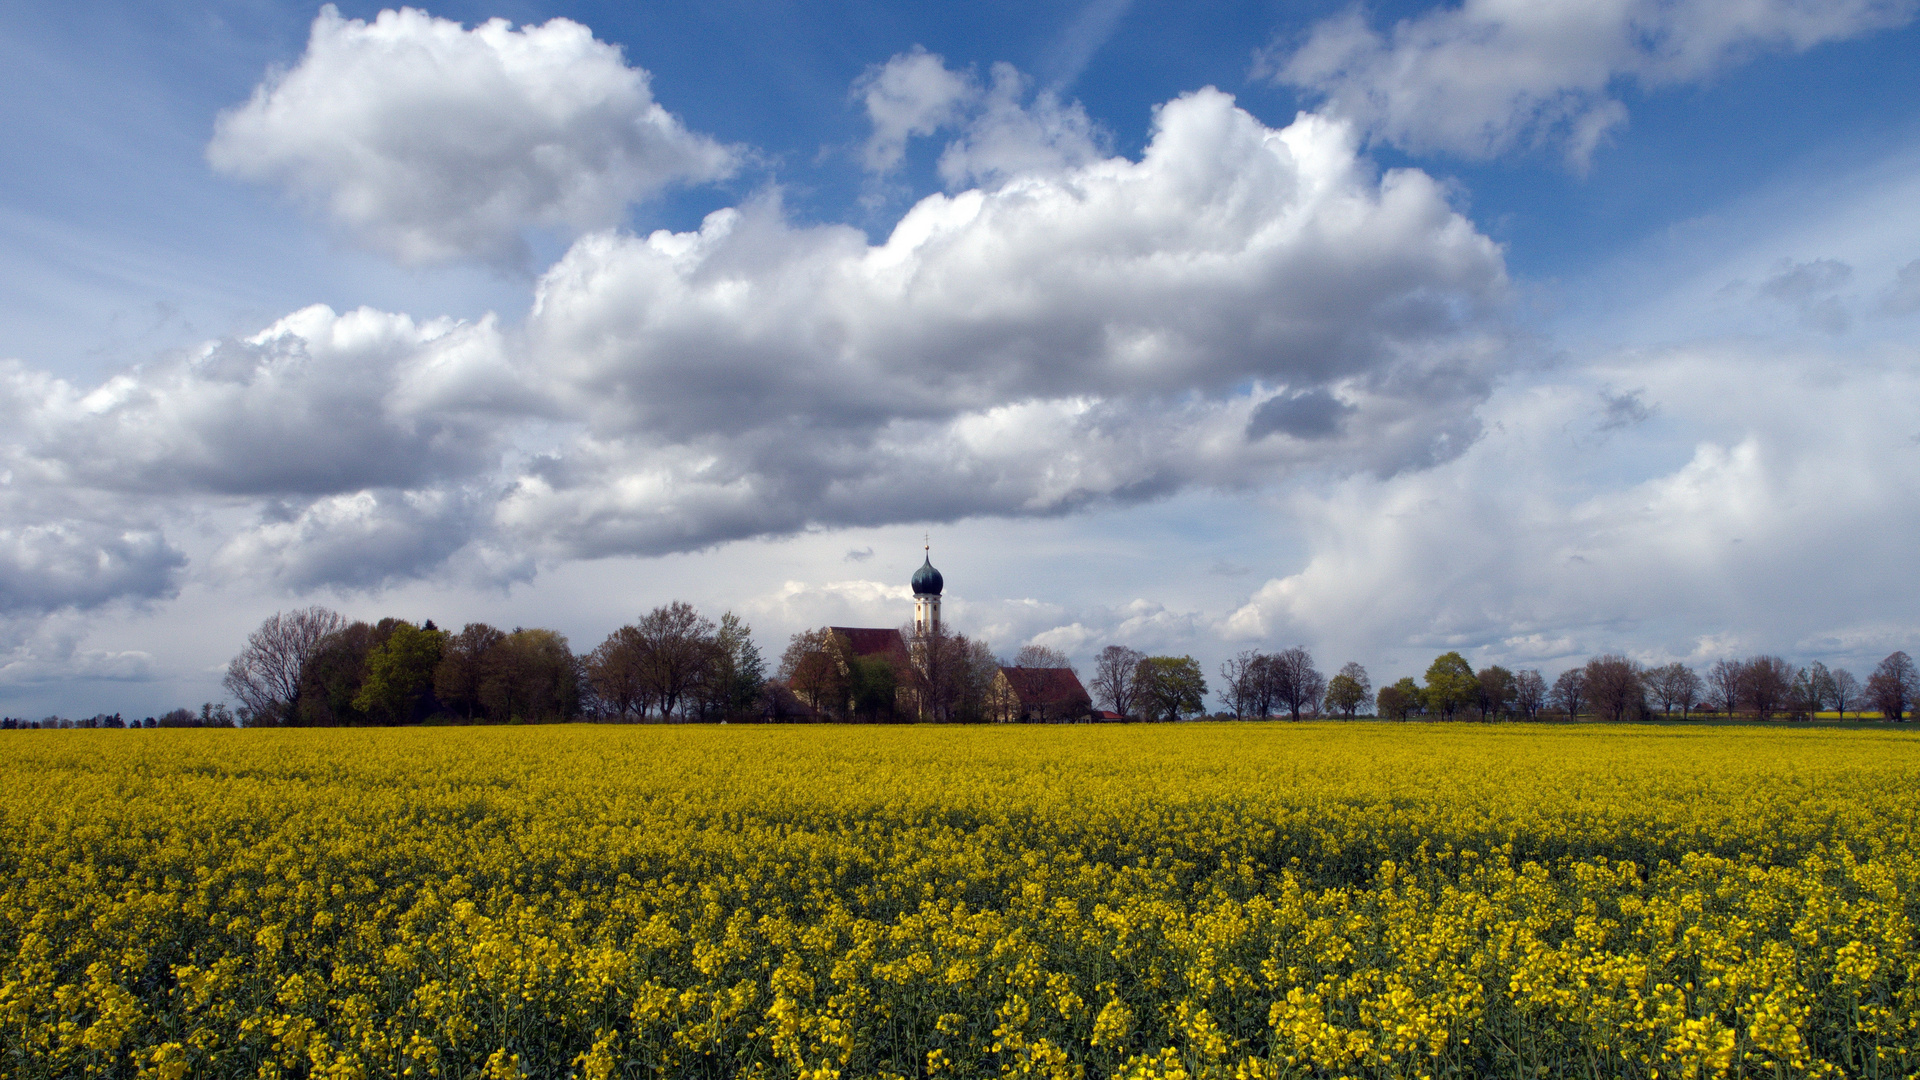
[208,5,736,267]
[1266,0,1918,166]
[855,47,978,173]
[1222,341,1920,678]
[935,64,1107,188]
[5,85,1510,605]
[506,89,1506,555]
[0,518,184,615]
[857,50,1107,188]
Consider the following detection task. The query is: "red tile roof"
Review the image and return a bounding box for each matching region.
[829,627,909,661]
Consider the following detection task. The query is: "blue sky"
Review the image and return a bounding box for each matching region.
[2,0,1918,717]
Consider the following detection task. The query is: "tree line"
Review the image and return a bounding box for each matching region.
[1206,647,1920,723]
[220,603,766,726]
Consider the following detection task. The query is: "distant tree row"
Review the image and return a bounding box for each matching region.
[1368,649,1919,722]
[221,603,766,726]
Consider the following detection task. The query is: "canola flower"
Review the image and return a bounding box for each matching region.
[0,723,1916,1079]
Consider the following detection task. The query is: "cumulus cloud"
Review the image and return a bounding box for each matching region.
[0,518,184,615]
[1264,0,1917,166]
[856,47,978,173]
[1221,342,1920,676]
[508,89,1506,555]
[208,5,736,266]
[857,50,1107,188]
[5,80,1507,608]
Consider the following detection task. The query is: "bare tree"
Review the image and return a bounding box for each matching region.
[1266,647,1323,722]
[224,607,346,726]
[1550,668,1586,718]
[1645,662,1703,718]
[1513,669,1547,720]
[1584,654,1644,722]
[638,601,716,720]
[1091,645,1146,719]
[1708,658,1744,717]
[1219,651,1260,720]
[779,628,847,718]
[1004,644,1077,723]
[1474,665,1515,721]
[1807,662,1837,717]
[1740,656,1794,719]
[585,625,651,721]
[1831,667,1861,718]
[1867,651,1918,721]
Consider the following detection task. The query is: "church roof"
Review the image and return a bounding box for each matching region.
[911,553,943,596]
[829,627,909,661]
[997,666,1089,705]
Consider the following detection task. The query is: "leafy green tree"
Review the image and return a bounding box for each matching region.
[849,655,898,721]
[715,612,766,720]
[353,620,447,724]
[1377,677,1421,720]
[480,628,579,723]
[1423,652,1477,721]
[1135,656,1208,722]
[1323,662,1371,719]
[295,621,381,726]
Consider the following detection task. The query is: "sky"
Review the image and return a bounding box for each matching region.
[3,0,1919,719]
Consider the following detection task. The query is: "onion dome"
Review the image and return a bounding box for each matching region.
[911,553,943,596]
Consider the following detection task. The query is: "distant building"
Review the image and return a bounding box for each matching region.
[990,666,1092,723]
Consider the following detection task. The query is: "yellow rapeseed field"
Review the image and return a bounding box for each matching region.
[2,724,1916,1080]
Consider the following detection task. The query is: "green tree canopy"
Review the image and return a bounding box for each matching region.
[1423,652,1477,721]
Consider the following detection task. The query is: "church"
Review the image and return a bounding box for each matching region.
[819,544,1092,722]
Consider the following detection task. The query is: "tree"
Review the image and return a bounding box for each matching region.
[224,607,346,726]
[436,623,507,722]
[1740,656,1794,719]
[1831,667,1861,718]
[1135,656,1208,722]
[1267,647,1324,722]
[1787,666,1819,721]
[480,628,579,723]
[1219,651,1261,720]
[1708,658,1744,717]
[352,620,447,724]
[1323,662,1372,719]
[1003,644,1079,723]
[1550,668,1586,719]
[849,655,899,721]
[1474,665,1515,722]
[1867,651,1918,721]
[1645,662,1702,719]
[638,602,716,720]
[779,628,847,719]
[1423,652,1477,721]
[584,625,651,722]
[1091,645,1146,720]
[1377,677,1421,721]
[714,612,766,720]
[1513,669,1547,720]
[1584,654,1644,723]
[1807,662,1838,717]
[295,621,382,726]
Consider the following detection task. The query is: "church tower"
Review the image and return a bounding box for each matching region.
[911,540,943,639]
